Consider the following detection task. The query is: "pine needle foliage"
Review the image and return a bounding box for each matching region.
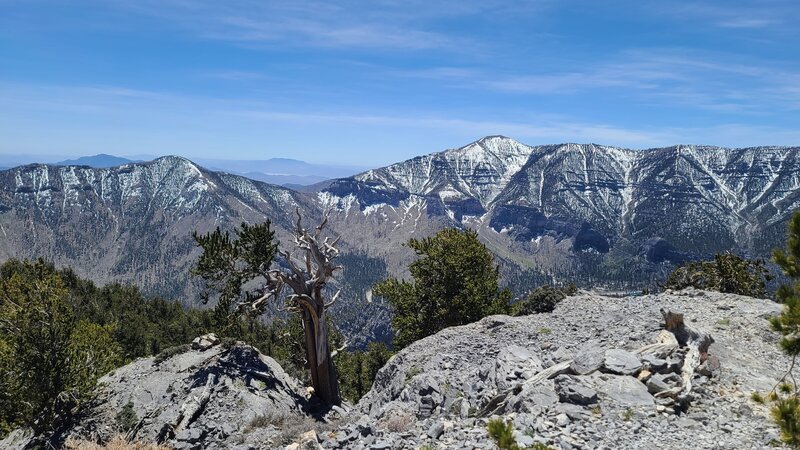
[0,261,126,435]
[374,228,512,349]
[337,342,392,402]
[192,221,279,329]
[487,418,520,450]
[511,284,578,315]
[662,251,771,297]
[767,211,800,447]
[0,259,277,438]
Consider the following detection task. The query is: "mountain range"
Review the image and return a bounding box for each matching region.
[1,136,799,342]
[192,157,366,187]
[1,154,367,187]
[56,154,138,168]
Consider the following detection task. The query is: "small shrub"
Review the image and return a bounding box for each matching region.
[773,397,800,447]
[486,418,520,450]
[114,402,138,432]
[662,252,771,297]
[65,436,170,450]
[512,285,575,316]
[380,409,415,432]
[405,366,422,382]
[538,328,552,335]
[765,211,800,446]
[622,408,634,421]
[272,416,339,446]
[153,344,190,364]
[220,337,237,349]
[243,412,289,433]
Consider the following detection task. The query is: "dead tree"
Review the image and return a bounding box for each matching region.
[251,209,342,405]
[658,309,714,401]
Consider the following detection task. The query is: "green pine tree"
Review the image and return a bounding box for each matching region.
[192,221,279,330]
[662,251,771,297]
[374,228,512,349]
[769,211,800,446]
[0,262,74,433]
[66,320,123,402]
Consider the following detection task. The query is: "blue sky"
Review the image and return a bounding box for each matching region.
[1,0,799,166]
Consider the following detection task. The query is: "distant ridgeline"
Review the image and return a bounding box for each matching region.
[1,137,799,341]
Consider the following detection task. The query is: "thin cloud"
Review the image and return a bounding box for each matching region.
[201,70,268,81]
[231,109,679,148]
[427,49,800,113]
[104,0,472,51]
[642,1,790,31]
[717,18,776,29]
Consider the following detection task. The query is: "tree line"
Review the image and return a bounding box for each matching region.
[0,257,388,438]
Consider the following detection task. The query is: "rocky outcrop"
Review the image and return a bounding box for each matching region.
[318,289,790,449]
[2,341,323,450]
[1,289,790,450]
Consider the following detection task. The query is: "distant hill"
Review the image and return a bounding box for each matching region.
[194,157,365,186]
[4,155,366,187]
[56,154,136,168]
[240,171,330,187]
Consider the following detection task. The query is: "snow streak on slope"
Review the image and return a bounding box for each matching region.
[357,135,535,206]
[319,137,800,258]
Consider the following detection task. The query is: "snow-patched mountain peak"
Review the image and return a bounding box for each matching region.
[353,136,537,206]
[147,155,206,178]
[321,138,800,261]
[2,155,222,213]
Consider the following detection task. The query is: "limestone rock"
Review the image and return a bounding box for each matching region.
[698,354,721,377]
[4,290,790,450]
[602,349,642,376]
[554,375,599,405]
[30,343,312,449]
[191,332,220,351]
[570,343,605,375]
[598,376,654,407]
[647,373,680,395]
[641,354,668,372]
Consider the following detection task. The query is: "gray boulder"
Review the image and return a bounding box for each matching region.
[427,421,445,439]
[570,342,605,375]
[641,354,668,372]
[698,354,721,377]
[191,332,220,351]
[598,375,654,407]
[646,373,680,395]
[52,343,313,449]
[602,349,642,376]
[494,345,543,389]
[554,375,599,405]
[506,379,559,413]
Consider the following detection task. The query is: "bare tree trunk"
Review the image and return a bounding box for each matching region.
[301,311,320,396]
[259,210,343,406]
[657,309,714,401]
[313,307,340,405]
[302,302,340,405]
